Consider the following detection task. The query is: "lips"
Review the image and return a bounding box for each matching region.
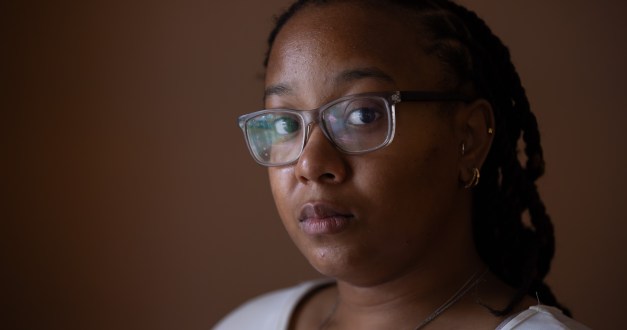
[298,203,354,235]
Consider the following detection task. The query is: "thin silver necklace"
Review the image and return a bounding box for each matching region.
[318,269,488,330]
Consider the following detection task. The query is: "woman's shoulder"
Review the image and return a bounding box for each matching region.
[497,305,591,330]
[212,278,334,330]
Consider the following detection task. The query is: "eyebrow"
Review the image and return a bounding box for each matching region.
[336,67,396,85]
[264,84,292,99]
[263,67,396,100]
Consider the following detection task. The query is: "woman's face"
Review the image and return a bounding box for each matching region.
[265,3,473,285]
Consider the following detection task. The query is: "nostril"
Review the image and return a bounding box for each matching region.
[297,170,336,184]
[320,173,336,181]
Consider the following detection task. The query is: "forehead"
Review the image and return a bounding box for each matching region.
[276,3,411,59]
[265,2,448,98]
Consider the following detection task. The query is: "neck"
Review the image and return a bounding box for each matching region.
[326,253,485,329]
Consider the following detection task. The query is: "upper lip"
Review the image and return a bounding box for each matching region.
[298,202,354,221]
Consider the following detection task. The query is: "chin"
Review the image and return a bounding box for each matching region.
[299,243,381,285]
[299,242,347,275]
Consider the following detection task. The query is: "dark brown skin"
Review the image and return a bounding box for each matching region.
[264,3,534,329]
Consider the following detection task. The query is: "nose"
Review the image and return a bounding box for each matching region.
[294,126,348,184]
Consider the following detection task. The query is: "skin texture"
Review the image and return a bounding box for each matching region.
[263,2,525,329]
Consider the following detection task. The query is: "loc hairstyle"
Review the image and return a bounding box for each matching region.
[263,0,570,317]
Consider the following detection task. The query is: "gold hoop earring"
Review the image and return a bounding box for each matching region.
[461,143,466,156]
[464,167,480,189]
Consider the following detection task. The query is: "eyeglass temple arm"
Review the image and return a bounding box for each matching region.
[398,91,473,103]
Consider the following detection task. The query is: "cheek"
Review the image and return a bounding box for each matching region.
[268,167,296,220]
[356,121,459,225]
[360,144,446,203]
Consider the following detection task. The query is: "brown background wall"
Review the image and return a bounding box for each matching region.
[2,1,626,329]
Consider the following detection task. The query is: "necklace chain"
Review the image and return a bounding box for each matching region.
[413,268,488,329]
[318,269,488,330]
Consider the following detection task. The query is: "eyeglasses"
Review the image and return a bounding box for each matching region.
[238,91,471,167]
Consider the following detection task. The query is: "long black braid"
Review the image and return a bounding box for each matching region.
[263,0,570,317]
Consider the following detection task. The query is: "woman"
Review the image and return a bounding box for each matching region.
[216,0,589,329]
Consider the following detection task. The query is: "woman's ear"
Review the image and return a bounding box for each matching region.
[456,99,495,186]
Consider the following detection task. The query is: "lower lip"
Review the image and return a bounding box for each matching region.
[300,216,353,235]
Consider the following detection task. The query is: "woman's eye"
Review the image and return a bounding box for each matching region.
[274,117,300,135]
[346,107,382,126]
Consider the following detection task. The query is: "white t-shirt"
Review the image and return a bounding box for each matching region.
[214,279,590,330]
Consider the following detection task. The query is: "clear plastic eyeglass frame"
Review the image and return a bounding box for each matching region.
[238,90,471,167]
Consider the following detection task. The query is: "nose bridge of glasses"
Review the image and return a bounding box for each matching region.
[296,108,319,142]
[296,106,342,153]
[298,108,320,126]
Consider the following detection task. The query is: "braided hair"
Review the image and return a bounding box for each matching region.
[263,0,570,317]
